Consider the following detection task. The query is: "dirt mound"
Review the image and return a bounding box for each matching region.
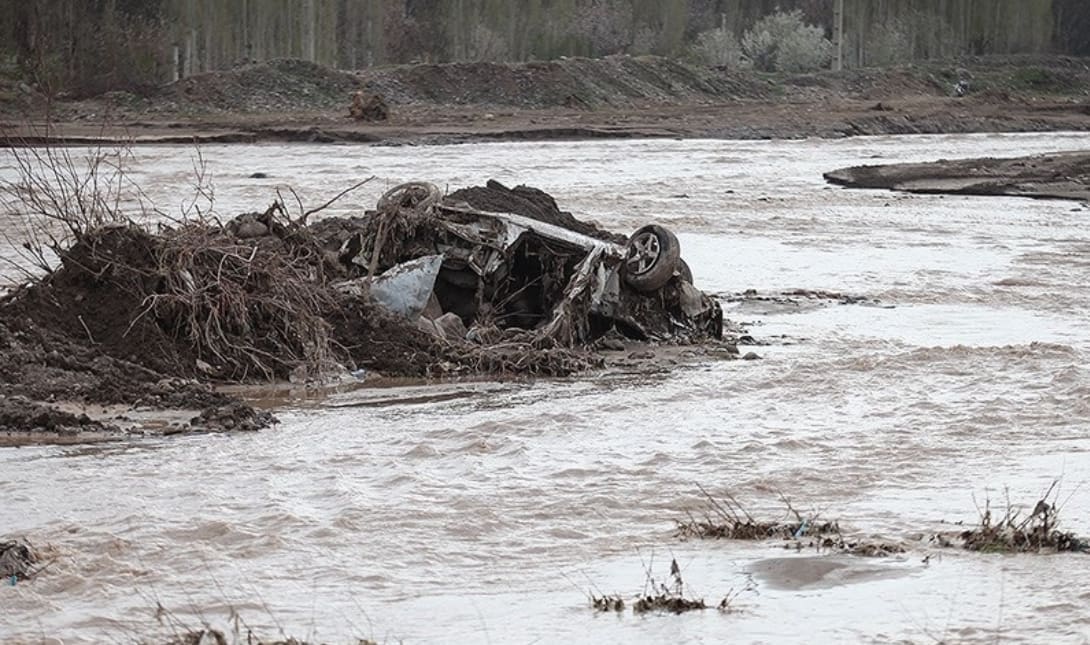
[0,396,115,435]
[448,180,627,244]
[160,59,362,113]
[784,66,948,100]
[152,55,768,114]
[357,55,771,109]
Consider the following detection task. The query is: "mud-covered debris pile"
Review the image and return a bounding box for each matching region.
[0,179,729,444]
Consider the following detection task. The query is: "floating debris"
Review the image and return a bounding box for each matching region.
[675,486,839,541]
[933,484,1090,554]
[632,559,707,615]
[0,539,39,582]
[591,595,626,612]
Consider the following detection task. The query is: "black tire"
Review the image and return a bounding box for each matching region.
[677,259,693,285]
[623,224,681,292]
[377,182,441,213]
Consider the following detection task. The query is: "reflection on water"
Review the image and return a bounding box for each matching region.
[2,132,1090,643]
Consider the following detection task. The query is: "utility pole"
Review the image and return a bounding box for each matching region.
[833,0,844,71]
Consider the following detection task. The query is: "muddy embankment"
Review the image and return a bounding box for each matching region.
[825,150,1090,201]
[0,176,734,446]
[3,55,1090,145]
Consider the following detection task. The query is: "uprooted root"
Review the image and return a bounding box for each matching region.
[675,486,839,541]
[932,483,1090,554]
[146,217,338,381]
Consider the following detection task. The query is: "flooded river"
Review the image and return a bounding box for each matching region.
[3,133,1090,644]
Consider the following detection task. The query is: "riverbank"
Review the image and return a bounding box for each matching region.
[3,55,1090,145]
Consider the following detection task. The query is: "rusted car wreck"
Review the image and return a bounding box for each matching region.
[329,180,723,346]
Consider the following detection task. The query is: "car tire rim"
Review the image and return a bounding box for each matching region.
[626,231,661,275]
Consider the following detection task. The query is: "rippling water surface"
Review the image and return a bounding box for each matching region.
[3,133,1090,644]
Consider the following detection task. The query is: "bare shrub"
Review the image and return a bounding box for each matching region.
[742,9,833,73]
[864,19,914,67]
[0,141,143,284]
[0,136,218,287]
[575,0,634,56]
[690,27,745,68]
[629,27,660,56]
[465,24,510,62]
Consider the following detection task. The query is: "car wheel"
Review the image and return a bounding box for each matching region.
[377,182,442,213]
[623,224,681,292]
[677,259,693,285]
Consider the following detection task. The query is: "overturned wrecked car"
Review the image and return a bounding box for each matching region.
[333,180,723,345]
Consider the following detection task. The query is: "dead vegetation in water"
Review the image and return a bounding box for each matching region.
[632,559,707,614]
[931,482,1090,554]
[675,486,839,542]
[150,593,385,645]
[810,537,905,557]
[587,557,751,616]
[590,594,626,613]
[674,487,908,558]
[165,631,342,645]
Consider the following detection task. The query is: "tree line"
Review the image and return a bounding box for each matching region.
[1,0,1087,97]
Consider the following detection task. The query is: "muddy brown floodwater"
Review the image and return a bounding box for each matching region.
[2,132,1090,644]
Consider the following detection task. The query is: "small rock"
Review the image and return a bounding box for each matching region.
[249,172,269,179]
[628,350,655,360]
[742,352,761,361]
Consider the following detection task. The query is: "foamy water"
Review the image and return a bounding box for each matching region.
[2,133,1090,644]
